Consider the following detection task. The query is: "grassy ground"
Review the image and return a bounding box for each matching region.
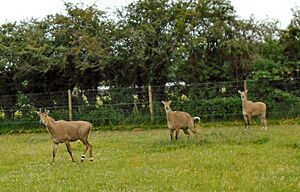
[1,124,300,191]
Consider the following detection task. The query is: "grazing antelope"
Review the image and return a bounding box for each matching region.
[162,100,200,140]
[238,90,267,130]
[37,111,93,164]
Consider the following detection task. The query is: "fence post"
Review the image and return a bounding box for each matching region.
[133,94,139,114]
[148,85,154,122]
[243,80,247,91]
[68,89,72,121]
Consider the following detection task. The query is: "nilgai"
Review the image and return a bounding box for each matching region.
[37,111,93,164]
[162,100,200,140]
[238,90,267,130]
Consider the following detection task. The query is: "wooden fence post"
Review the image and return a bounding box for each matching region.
[243,80,247,91]
[148,85,154,122]
[133,94,139,114]
[68,89,72,121]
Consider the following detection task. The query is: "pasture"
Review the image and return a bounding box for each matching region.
[1,124,300,191]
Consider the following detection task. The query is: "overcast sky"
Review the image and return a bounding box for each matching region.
[0,0,299,28]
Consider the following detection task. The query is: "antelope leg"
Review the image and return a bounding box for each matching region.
[65,141,75,162]
[52,142,58,164]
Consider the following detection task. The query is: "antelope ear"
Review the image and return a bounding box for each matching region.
[245,89,248,93]
[169,100,172,104]
[161,101,165,105]
[45,109,50,115]
[238,90,241,94]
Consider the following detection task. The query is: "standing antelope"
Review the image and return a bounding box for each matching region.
[37,111,93,164]
[162,100,200,140]
[238,90,267,130]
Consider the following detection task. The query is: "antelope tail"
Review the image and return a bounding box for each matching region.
[194,117,201,122]
[88,123,93,135]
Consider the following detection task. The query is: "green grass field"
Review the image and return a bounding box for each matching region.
[1,124,300,191]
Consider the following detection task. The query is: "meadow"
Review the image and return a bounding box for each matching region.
[1,124,300,191]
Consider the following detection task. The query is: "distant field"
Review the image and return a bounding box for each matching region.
[1,124,300,191]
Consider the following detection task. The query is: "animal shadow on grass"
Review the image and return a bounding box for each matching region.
[148,140,191,153]
[148,129,270,153]
[287,142,300,149]
[203,129,270,146]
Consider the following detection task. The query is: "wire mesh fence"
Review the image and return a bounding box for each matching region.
[0,78,299,131]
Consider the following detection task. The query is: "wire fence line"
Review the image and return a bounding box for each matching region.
[0,78,299,130]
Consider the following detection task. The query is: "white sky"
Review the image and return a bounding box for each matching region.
[231,0,299,28]
[0,0,299,28]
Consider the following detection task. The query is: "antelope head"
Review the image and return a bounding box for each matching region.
[37,110,50,126]
[162,100,172,112]
[238,90,248,101]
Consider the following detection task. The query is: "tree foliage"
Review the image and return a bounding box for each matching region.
[0,0,299,95]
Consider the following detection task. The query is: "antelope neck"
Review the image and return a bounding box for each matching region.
[45,117,55,127]
[241,98,249,108]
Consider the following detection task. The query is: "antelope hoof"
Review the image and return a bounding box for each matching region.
[81,155,86,162]
[89,157,94,162]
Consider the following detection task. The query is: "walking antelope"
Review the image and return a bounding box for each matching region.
[37,111,93,164]
[238,90,267,130]
[162,100,200,140]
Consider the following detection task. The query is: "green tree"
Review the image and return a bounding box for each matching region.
[45,2,114,89]
[279,7,300,78]
[172,0,238,82]
[250,7,300,80]
[0,23,16,117]
[116,0,175,86]
[239,19,283,80]
[0,22,19,95]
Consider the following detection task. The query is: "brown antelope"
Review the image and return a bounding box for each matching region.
[238,90,267,130]
[162,100,200,140]
[37,111,93,164]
